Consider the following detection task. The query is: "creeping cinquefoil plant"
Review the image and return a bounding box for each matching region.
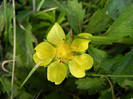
[33,23,93,85]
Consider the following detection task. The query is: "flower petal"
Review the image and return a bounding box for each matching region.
[47,61,67,85]
[33,53,49,66]
[69,54,93,78]
[71,33,92,52]
[47,23,65,45]
[34,42,56,66]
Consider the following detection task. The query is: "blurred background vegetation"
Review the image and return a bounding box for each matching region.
[0,0,133,99]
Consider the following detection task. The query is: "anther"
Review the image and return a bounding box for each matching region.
[73,52,77,56]
[49,46,53,48]
[59,60,64,64]
[62,39,66,41]
[69,59,72,61]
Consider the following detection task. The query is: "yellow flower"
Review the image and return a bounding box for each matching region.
[33,23,93,85]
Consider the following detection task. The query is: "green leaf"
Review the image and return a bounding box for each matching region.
[120,79,133,88]
[104,3,133,37]
[98,88,112,99]
[88,46,108,65]
[75,77,106,95]
[16,26,34,67]
[84,8,113,34]
[35,10,56,23]
[112,48,133,75]
[100,48,133,88]
[0,76,19,97]
[0,77,10,96]
[42,0,66,8]
[17,90,32,99]
[121,92,133,99]
[56,12,66,24]
[111,48,133,87]
[0,15,4,36]
[100,55,122,74]
[66,0,85,33]
[54,0,85,33]
[84,0,132,34]
[107,0,131,20]
[0,5,13,44]
[15,16,36,86]
[31,10,56,42]
[88,46,108,69]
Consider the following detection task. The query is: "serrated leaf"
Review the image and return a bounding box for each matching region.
[54,0,85,33]
[104,3,133,37]
[42,0,66,8]
[66,0,85,33]
[84,8,113,34]
[111,48,133,87]
[35,10,56,23]
[100,48,133,88]
[120,79,133,88]
[112,48,133,75]
[107,0,131,20]
[100,55,122,74]
[88,46,108,69]
[31,10,56,42]
[98,88,112,99]
[56,12,66,24]
[75,78,106,95]
[85,0,132,34]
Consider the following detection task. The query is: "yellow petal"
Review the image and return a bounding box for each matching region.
[47,61,67,85]
[33,53,47,66]
[47,23,65,45]
[69,54,93,78]
[34,42,56,66]
[71,33,92,52]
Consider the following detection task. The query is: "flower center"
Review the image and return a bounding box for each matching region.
[56,43,72,62]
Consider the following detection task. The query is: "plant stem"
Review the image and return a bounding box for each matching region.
[37,0,45,12]
[76,36,133,45]
[32,0,35,13]
[11,0,16,98]
[20,61,43,88]
[101,76,115,99]
[91,74,133,77]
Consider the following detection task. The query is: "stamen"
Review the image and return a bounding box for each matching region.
[70,32,73,42]
[69,37,72,42]
[73,52,77,56]
[57,57,59,61]
[72,46,78,49]
[76,49,79,52]
[69,59,72,61]
[59,60,64,64]
[63,39,66,41]
[49,46,53,48]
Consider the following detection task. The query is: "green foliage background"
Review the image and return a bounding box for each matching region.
[0,0,133,98]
